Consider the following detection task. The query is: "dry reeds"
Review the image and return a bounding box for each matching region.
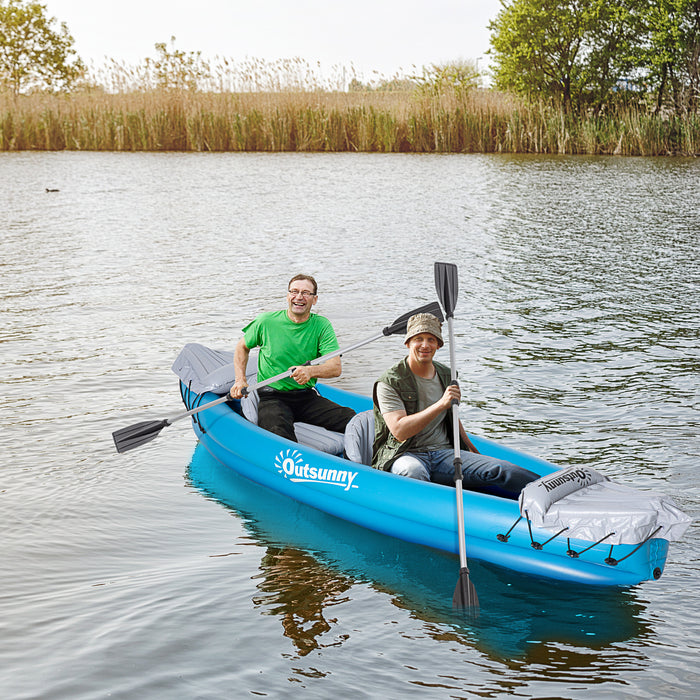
[1,89,698,155]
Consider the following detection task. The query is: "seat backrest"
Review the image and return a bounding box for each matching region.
[344,410,375,465]
[171,343,235,395]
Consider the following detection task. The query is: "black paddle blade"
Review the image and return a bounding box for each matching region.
[112,419,169,453]
[383,300,444,336]
[453,566,479,609]
[434,262,459,319]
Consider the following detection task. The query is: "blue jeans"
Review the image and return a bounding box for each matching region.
[391,448,538,499]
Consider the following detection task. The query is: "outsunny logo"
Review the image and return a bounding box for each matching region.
[541,468,595,493]
[274,449,359,491]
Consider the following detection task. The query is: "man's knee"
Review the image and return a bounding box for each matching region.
[258,399,297,442]
[461,454,538,498]
[310,397,355,432]
[330,405,356,432]
[391,455,429,480]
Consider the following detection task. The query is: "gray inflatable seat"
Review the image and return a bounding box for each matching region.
[172,342,346,455]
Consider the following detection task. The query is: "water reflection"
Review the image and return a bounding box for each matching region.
[251,546,352,657]
[187,443,652,664]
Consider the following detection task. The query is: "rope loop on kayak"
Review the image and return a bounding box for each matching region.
[180,382,207,433]
[498,509,658,568]
[534,527,569,549]
[605,525,662,566]
[193,391,208,433]
[179,379,188,406]
[498,512,567,549]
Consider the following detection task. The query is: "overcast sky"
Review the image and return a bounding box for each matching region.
[43,0,502,80]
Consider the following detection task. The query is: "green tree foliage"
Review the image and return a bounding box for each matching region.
[489,0,585,110]
[643,0,700,114]
[413,60,481,94]
[578,1,646,108]
[489,0,699,114]
[0,0,83,95]
[488,0,642,113]
[145,36,209,92]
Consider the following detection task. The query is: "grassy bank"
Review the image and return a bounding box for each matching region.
[1,89,698,155]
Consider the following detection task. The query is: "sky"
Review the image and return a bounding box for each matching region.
[42,0,502,81]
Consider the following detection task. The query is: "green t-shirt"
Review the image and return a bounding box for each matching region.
[243,309,340,391]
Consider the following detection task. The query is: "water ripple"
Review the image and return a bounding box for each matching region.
[1,151,698,699]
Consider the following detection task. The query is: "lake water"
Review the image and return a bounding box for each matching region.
[1,151,698,699]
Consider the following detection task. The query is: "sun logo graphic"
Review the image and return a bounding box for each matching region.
[273,449,359,491]
[275,449,305,478]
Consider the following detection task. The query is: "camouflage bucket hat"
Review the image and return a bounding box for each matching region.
[404,313,444,347]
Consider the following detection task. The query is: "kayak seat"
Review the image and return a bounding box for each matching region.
[344,410,374,465]
[294,423,345,456]
[240,385,345,456]
[171,344,342,455]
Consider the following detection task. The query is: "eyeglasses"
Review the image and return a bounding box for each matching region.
[288,288,316,298]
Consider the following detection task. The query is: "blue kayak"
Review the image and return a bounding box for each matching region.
[180,379,679,587]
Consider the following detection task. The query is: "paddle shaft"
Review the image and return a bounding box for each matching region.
[239,331,385,396]
[113,300,443,453]
[446,314,468,571]
[169,300,446,424]
[165,330,389,426]
[434,260,478,608]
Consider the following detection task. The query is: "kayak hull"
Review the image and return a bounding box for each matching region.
[184,382,669,586]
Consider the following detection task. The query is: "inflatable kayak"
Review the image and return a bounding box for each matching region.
[170,343,690,588]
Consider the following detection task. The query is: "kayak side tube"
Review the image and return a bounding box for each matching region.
[185,382,669,586]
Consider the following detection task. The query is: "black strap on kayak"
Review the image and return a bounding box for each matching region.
[566,531,616,558]
[520,509,567,550]
[499,511,569,549]
[180,381,207,434]
[604,525,662,566]
[497,516,523,542]
[498,512,664,567]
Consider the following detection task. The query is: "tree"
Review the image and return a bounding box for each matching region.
[413,60,481,95]
[489,0,586,110]
[488,0,643,112]
[578,1,646,109]
[0,0,83,95]
[145,36,209,92]
[642,0,700,114]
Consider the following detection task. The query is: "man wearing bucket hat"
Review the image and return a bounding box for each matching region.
[372,313,537,498]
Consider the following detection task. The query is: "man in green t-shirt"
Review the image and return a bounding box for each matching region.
[229,274,355,441]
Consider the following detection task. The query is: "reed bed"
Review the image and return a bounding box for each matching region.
[1,89,698,155]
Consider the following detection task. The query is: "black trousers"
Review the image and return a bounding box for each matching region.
[257,387,356,442]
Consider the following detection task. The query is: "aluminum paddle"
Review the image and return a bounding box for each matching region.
[113,300,444,454]
[435,261,479,610]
